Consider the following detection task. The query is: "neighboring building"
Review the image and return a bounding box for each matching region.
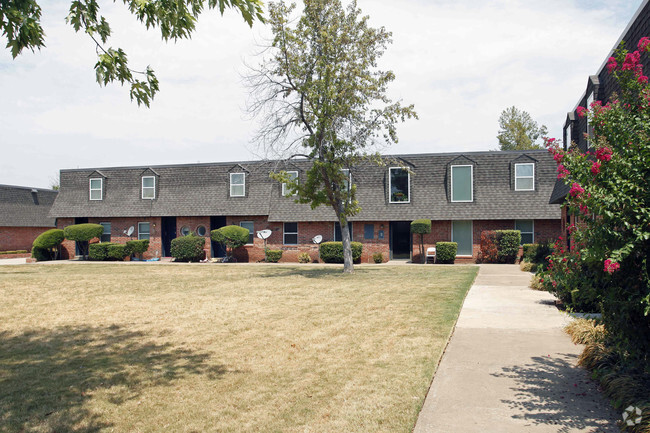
[0,184,58,252]
[551,0,650,244]
[49,150,561,262]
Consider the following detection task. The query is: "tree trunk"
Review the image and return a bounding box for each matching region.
[420,234,425,264]
[340,218,354,273]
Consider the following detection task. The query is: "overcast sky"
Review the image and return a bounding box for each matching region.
[0,0,643,189]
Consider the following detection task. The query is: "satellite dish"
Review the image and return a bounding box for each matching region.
[312,235,323,244]
[126,226,135,236]
[257,229,272,240]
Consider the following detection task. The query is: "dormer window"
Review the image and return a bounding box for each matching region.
[282,171,298,196]
[230,173,245,197]
[142,176,156,199]
[89,178,103,200]
[451,165,473,202]
[564,123,571,150]
[586,92,594,147]
[515,163,535,191]
[389,167,410,203]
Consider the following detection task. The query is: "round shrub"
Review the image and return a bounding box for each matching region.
[319,241,363,263]
[298,252,311,263]
[171,235,205,262]
[107,244,129,261]
[63,224,104,242]
[410,219,431,234]
[496,230,521,263]
[211,225,249,259]
[89,243,111,261]
[126,239,149,258]
[33,229,64,249]
[31,246,51,262]
[436,242,457,263]
[372,252,383,263]
[265,249,283,263]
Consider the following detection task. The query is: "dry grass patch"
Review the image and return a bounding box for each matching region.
[0,263,477,433]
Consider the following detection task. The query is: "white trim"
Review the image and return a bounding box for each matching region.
[388,167,410,203]
[196,225,207,237]
[240,221,254,244]
[89,178,103,201]
[514,163,535,191]
[180,226,190,236]
[586,91,594,148]
[451,220,473,257]
[282,171,298,197]
[138,222,151,240]
[142,175,156,199]
[515,220,535,244]
[450,165,473,202]
[564,124,571,149]
[283,222,298,245]
[230,172,245,197]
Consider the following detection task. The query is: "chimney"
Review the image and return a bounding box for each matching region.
[31,189,39,205]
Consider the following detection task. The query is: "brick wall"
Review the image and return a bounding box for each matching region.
[0,226,53,252]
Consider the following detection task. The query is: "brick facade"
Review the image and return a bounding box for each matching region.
[0,226,53,252]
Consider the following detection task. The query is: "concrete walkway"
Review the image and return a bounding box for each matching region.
[414,264,619,433]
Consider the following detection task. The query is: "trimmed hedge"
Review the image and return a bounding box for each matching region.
[31,247,51,262]
[0,250,28,255]
[436,242,457,263]
[319,241,363,263]
[496,230,521,263]
[63,224,104,242]
[265,249,282,263]
[410,219,431,234]
[211,225,249,258]
[171,235,205,262]
[126,239,149,258]
[107,244,129,261]
[33,229,64,249]
[522,243,536,262]
[89,243,111,261]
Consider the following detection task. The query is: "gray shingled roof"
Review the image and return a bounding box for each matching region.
[50,150,561,221]
[0,184,58,227]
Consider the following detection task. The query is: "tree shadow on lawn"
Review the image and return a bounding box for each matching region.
[260,267,376,279]
[492,353,619,432]
[0,325,227,433]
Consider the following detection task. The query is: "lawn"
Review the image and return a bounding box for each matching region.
[0,263,477,433]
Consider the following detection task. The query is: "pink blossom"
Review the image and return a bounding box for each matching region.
[604,259,620,274]
[607,57,618,73]
[569,183,584,197]
[591,161,601,174]
[577,106,588,118]
[579,204,590,215]
[556,164,570,179]
[639,75,649,84]
[638,37,650,52]
[553,153,564,163]
[596,147,613,162]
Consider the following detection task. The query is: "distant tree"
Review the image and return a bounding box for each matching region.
[247,0,416,273]
[49,174,59,191]
[496,106,548,150]
[1,0,264,107]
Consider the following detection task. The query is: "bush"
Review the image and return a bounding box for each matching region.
[298,252,311,263]
[32,228,65,261]
[64,223,104,259]
[171,235,205,262]
[372,252,383,263]
[265,249,282,263]
[126,239,149,259]
[522,243,536,262]
[107,244,129,261]
[435,242,457,263]
[496,230,521,263]
[211,225,249,259]
[319,241,363,263]
[478,231,499,263]
[520,261,536,273]
[411,219,432,263]
[89,243,111,261]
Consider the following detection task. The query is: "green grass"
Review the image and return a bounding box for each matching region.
[0,263,477,433]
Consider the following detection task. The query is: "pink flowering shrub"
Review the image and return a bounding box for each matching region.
[543,37,650,364]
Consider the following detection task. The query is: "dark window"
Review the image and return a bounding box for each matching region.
[240,221,254,244]
[334,222,353,242]
[389,168,410,202]
[100,222,111,243]
[364,224,374,240]
[284,222,298,245]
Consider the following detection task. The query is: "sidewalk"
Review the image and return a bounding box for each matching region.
[413,264,619,433]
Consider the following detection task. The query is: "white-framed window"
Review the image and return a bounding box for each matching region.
[514,163,535,191]
[240,221,255,244]
[389,167,410,203]
[564,124,571,149]
[180,226,190,236]
[142,176,156,199]
[196,225,207,237]
[100,222,111,243]
[230,173,245,197]
[282,171,298,197]
[89,178,103,200]
[333,222,353,242]
[283,222,298,245]
[586,92,594,147]
[451,165,473,202]
[138,222,150,240]
[515,220,534,245]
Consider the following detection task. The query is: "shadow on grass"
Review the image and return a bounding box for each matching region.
[0,325,226,433]
[260,266,374,279]
[492,353,618,432]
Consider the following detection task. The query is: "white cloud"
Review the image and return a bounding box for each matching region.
[0,0,643,187]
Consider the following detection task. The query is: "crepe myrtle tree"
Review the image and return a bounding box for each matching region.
[545,37,650,363]
[247,0,416,273]
[1,0,263,107]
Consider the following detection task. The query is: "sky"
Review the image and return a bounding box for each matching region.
[0,0,644,189]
